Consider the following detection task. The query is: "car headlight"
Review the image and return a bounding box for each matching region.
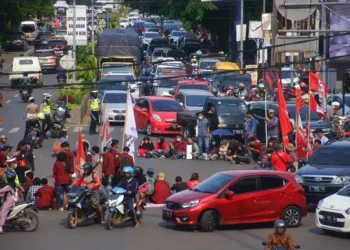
[317,199,324,209]
[152,114,162,121]
[332,176,350,185]
[181,200,199,208]
[218,123,227,128]
[345,208,350,215]
[295,175,304,183]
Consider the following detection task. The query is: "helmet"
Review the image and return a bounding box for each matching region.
[134,166,144,176]
[81,162,93,171]
[37,113,45,120]
[226,86,234,90]
[123,166,134,176]
[43,93,52,100]
[332,101,340,107]
[258,83,265,89]
[239,83,245,88]
[5,169,16,181]
[29,97,35,103]
[274,219,286,234]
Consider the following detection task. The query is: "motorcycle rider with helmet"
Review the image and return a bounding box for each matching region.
[238,83,247,99]
[330,101,341,121]
[0,169,17,234]
[71,162,104,224]
[142,59,152,75]
[264,220,295,250]
[117,166,140,228]
[40,93,52,139]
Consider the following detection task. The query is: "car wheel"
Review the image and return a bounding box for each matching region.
[199,210,217,232]
[282,206,302,228]
[146,122,152,136]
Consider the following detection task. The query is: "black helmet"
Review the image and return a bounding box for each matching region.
[81,162,93,171]
[134,166,144,176]
[274,220,286,234]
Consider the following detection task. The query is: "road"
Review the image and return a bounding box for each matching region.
[0,50,349,249]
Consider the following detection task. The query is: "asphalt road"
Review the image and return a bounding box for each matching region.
[0,50,349,249]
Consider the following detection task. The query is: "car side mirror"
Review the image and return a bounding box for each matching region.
[225,190,234,199]
[169,90,175,95]
[141,108,148,112]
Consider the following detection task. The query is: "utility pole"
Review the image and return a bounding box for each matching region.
[73,0,77,82]
[263,0,266,13]
[240,0,244,68]
[271,0,277,66]
[91,0,95,55]
[321,0,327,83]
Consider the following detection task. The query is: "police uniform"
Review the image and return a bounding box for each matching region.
[89,96,100,134]
[329,118,343,140]
[41,100,52,137]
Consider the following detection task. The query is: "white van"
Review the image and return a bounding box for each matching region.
[10,57,43,88]
[20,21,39,43]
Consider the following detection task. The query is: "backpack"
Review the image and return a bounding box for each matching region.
[146,175,156,195]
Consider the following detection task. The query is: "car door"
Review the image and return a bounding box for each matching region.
[134,99,143,128]
[138,99,150,129]
[216,177,259,224]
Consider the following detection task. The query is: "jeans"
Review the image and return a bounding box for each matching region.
[55,184,70,209]
[152,151,167,158]
[89,111,99,134]
[197,136,209,155]
[165,149,183,159]
[125,197,137,224]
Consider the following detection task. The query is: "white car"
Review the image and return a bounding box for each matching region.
[316,184,350,233]
[120,18,129,29]
[281,67,299,86]
[142,32,161,45]
[100,90,134,123]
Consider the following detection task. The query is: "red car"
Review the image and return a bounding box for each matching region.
[170,80,210,96]
[134,96,184,136]
[163,170,307,232]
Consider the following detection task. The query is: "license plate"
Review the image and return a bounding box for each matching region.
[163,210,172,218]
[325,215,337,222]
[53,123,61,128]
[233,130,243,134]
[115,115,124,120]
[171,125,178,129]
[308,186,326,192]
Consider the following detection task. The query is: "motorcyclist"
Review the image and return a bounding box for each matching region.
[24,97,40,139]
[117,166,140,228]
[264,220,295,250]
[238,83,247,99]
[72,162,105,224]
[246,88,261,101]
[257,83,267,99]
[142,59,152,75]
[40,93,52,139]
[56,65,67,84]
[142,71,154,96]
[195,71,203,80]
[225,86,234,97]
[0,169,17,234]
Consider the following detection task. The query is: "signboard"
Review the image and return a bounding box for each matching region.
[249,21,263,39]
[236,24,247,42]
[66,5,87,46]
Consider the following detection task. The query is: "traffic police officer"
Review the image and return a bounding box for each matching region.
[41,93,52,139]
[89,90,101,135]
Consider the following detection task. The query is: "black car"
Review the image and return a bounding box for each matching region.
[215,73,252,94]
[247,101,332,143]
[178,35,201,54]
[162,50,187,60]
[47,39,68,58]
[4,32,28,51]
[34,32,51,49]
[297,139,350,204]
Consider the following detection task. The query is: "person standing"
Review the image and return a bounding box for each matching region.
[270,143,293,172]
[244,110,258,144]
[115,147,135,176]
[91,146,103,180]
[40,93,52,139]
[89,90,101,135]
[196,112,210,156]
[265,109,279,141]
[53,151,71,211]
[313,128,329,145]
[61,142,74,174]
[102,146,115,187]
[329,117,344,140]
[171,176,189,193]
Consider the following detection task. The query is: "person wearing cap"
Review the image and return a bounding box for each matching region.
[314,128,329,145]
[0,135,12,151]
[150,172,170,204]
[196,111,210,156]
[329,117,344,140]
[244,110,258,145]
[89,90,101,135]
[330,101,341,121]
[265,109,279,141]
[257,83,267,99]
[238,83,248,99]
[40,93,52,139]
[24,96,40,139]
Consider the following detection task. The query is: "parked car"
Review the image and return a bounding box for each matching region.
[297,139,350,204]
[100,90,134,123]
[9,57,43,88]
[48,39,68,58]
[163,170,308,232]
[34,49,58,71]
[316,183,350,233]
[4,32,28,51]
[175,89,214,111]
[34,32,51,49]
[170,80,210,96]
[134,96,183,136]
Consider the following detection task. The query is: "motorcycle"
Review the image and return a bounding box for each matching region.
[19,77,33,103]
[106,187,143,230]
[142,81,155,96]
[3,202,39,232]
[27,125,42,149]
[262,241,300,250]
[57,75,66,85]
[50,102,71,137]
[66,186,106,229]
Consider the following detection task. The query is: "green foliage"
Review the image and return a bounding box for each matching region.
[77,41,97,83]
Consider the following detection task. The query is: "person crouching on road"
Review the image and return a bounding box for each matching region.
[137,137,154,157]
[186,137,200,159]
[117,167,140,228]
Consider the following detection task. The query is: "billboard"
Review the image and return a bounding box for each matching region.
[66,5,87,46]
[329,0,350,58]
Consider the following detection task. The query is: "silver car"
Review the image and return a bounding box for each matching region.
[175,89,214,111]
[100,90,134,123]
[198,58,219,78]
[142,32,161,45]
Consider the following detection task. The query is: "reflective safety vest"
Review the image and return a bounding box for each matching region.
[90,98,100,111]
[42,102,51,115]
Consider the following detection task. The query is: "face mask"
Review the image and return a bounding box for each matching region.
[176,138,181,142]
[212,141,216,146]
[198,116,203,120]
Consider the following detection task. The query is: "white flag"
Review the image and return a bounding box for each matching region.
[100,105,112,150]
[124,92,138,158]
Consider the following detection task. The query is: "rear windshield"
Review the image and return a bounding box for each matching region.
[103,93,127,103]
[19,59,33,65]
[21,25,35,33]
[215,100,247,115]
[102,65,131,74]
[151,100,183,112]
[179,84,209,91]
[34,51,55,57]
[308,147,350,165]
[220,76,252,89]
[186,95,210,107]
[172,31,187,37]
[199,61,217,70]
[158,79,179,88]
[98,81,128,90]
[48,40,67,46]
[166,51,186,59]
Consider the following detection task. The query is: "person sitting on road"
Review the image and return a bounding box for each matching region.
[171,176,188,193]
[247,136,263,162]
[138,168,156,201]
[208,140,219,160]
[187,173,200,189]
[151,137,169,158]
[137,136,154,157]
[264,220,295,250]
[166,135,187,159]
[72,162,104,224]
[228,143,252,165]
[218,139,229,160]
[186,137,200,159]
[0,169,17,234]
[117,166,140,228]
[35,178,55,210]
[150,172,170,204]
[26,177,42,207]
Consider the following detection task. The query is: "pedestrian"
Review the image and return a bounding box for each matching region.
[0,135,12,151]
[171,176,188,193]
[329,117,344,140]
[244,110,258,145]
[35,178,55,210]
[53,151,71,211]
[83,141,92,163]
[102,146,115,187]
[15,141,35,181]
[89,90,101,135]
[196,111,210,157]
[265,109,279,141]
[187,173,200,189]
[91,146,103,180]
[61,142,74,174]
[270,143,293,171]
[151,173,170,204]
[53,131,68,156]
[26,177,42,207]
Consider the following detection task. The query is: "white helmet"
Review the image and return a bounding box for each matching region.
[43,93,52,100]
[332,101,340,107]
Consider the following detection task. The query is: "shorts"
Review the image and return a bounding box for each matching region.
[89,192,99,209]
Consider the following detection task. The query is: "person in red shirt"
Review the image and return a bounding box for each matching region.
[310,139,321,156]
[137,136,154,157]
[187,173,200,189]
[102,146,115,186]
[35,178,55,210]
[53,151,71,211]
[151,137,169,158]
[61,142,74,174]
[270,143,293,171]
[83,141,92,163]
[166,135,187,159]
[115,147,135,176]
[151,172,170,204]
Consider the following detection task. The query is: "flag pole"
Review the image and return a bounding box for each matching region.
[306,81,311,160]
[122,86,130,148]
[263,59,268,146]
[98,104,106,147]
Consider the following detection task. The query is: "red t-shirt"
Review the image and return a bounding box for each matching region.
[35,185,55,209]
[187,180,200,189]
[271,152,292,171]
[151,180,170,204]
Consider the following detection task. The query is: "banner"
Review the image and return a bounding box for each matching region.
[75,130,86,175]
[124,92,138,158]
[100,105,112,150]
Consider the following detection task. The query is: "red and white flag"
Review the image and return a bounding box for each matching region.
[310,72,328,97]
[75,130,86,175]
[296,115,307,159]
[100,105,112,150]
[309,92,327,119]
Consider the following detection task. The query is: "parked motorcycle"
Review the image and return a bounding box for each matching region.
[262,241,300,250]
[106,187,143,230]
[50,101,71,137]
[3,202,39,232]
[66,186,106,229]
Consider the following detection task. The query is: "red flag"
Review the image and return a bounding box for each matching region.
[318,79,328,98]
[276,77,293,146]
[296,115,307,159]
[75,130,86,175]
[295,87,304,114]
[309,72,319,91]
[309,92,327,119]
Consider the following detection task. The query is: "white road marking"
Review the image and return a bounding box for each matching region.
[0,128,3,132]
[14,94,19,97]
[73,127,84,132]
[145,203,165,208]
[6,100,11,103]
[8,127,20,133]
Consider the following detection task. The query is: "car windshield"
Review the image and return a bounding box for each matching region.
[179,84,209,91]
[308,147,350,165]
[144,22,154,28]
[216,100,247,115]
[34,51,55,57]
[102,65,131,74]
[19,59,33,65]
[186,95,210,107]
[151,100,183,112]
[145,33,159,38]
[103,93,127,103]
[48,40,66,46]
[199,61,217,70]
[21,25,35,32]
[39,35,50,40]
[220,75,252,89]
[158,79,179,88]
[281,69,297,79]
[172,31,186,37]
[153,51,163,56]
[288,106,321,121]
[338,184,350,197]
[192,173,234,194]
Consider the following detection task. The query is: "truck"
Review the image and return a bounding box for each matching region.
[177,97,247,139]
[97,29,141,79]
[10,57,43,88]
